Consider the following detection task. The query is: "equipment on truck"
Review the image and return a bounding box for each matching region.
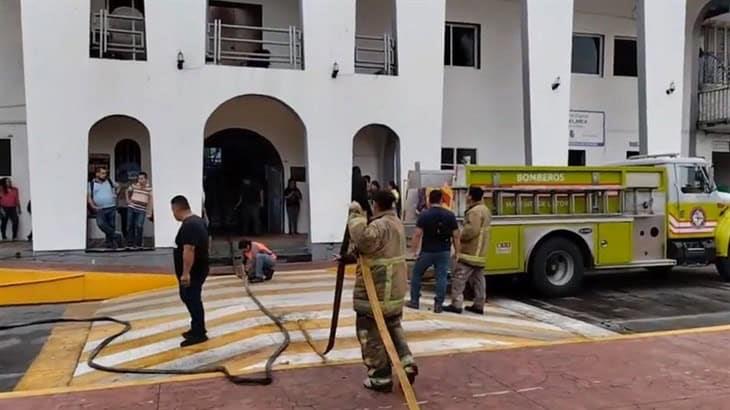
[405,154,730,297]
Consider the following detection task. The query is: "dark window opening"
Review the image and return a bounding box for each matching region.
[90,0,147,61]
[290,166,306,182]
[626,150,640,159]
[445,23,480,68]
[0,140,10,176]
[614,38,637,77]
[572,34,603,75]
[568,150,586,166]
[456,148,477,165]
[441,147,455,170]
[114,139,142,183]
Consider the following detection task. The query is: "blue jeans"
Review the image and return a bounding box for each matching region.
[96,207,121,248]
[410,251,451,307]
[254,253,276,280]
[127,208,146,247]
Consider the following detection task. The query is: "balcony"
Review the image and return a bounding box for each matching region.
[355,34,398,75]
[206,20,303,70]
[90,8,146,61]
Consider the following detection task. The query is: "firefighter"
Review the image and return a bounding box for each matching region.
[347,190,418,392]
[444,187,491,314]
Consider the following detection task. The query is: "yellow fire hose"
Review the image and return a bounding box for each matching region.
[360,258,421,410]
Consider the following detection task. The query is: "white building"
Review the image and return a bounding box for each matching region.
[1,0,727,258]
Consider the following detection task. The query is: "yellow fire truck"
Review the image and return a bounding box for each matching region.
[404,154,730,297]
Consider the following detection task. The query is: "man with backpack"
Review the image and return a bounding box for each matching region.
[407,189,461,313]
[88,167,123,249]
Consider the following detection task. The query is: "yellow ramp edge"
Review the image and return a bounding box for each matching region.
[0,269,177,306]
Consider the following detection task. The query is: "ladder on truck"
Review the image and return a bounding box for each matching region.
[486,185,657,217]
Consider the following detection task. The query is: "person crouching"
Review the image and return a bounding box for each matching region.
[239,239,277,283]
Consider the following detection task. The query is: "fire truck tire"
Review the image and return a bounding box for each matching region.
[530,237,584,297]
[716,258,730,282]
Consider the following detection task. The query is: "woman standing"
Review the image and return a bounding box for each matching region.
[284,179,302,235]
[0,178,21,241]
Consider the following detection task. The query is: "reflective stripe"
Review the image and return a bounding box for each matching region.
[383,265,393,305]
[368,255,406,266]
[458,253,486,267]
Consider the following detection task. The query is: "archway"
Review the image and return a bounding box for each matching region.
[87,115,153,249]
[204,95,309,244]
[352,124,401,188]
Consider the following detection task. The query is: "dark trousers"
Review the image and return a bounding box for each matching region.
[96,207,122,248]
[240,204,261,235]
[1,207,18,240]
[286,205,299,234]
[179,279,207,336]
[127,208,146,247]
[117,207,128,239]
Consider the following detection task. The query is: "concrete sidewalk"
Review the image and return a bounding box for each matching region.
[3,328,730,409]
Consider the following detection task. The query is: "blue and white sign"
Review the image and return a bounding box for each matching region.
[569,110,605,147]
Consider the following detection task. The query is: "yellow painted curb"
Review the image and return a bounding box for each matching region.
[0,268,177,306]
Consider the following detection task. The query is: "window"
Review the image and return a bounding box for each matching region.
[572,34,603,75]
[204,147,223,168]
[114,139,141,182]
[678,165,713,194]
[445,23,480,68]
[568,150,586,166]
[626,151,640,159]
[441,147,477,170]
[90,0,147,61]
[614,37,637,77]
[290,166,306,182]
[0,140,10,176]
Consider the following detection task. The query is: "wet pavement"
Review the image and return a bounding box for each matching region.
[0,305,65,391]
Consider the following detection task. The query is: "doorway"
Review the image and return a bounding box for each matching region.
[204,129,284,236]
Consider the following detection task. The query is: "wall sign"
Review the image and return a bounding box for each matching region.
[569,110,605,147]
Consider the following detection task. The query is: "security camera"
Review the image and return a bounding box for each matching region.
[666,82,676,95]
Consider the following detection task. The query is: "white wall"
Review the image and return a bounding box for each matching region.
[571,2,640,165]
[0,0,31,240]
[443,0,525,165]
[20,0,445,252]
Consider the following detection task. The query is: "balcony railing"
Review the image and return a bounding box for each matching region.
[700,52,729,87]
[206,20,303,69]
[90,9,146,61]
[699,85,730,127]
[355,34,397,76]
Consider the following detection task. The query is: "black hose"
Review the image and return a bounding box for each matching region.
[0,241,291,385]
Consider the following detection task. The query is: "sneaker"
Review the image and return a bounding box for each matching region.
[433,304,443,314]
[405,301,419,310]
[363,378,393,393]
[180,334,208,347]
[404,364,419,385]
[443,305,463,314]
[464,305,484,315]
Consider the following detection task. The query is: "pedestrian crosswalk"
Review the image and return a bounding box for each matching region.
[70,269,615,387]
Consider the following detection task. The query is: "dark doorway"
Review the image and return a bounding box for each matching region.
[204,129,284,236]
[712,151,730,192]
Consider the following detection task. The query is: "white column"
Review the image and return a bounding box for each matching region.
[520,0,574,166]
[637,0,687,155]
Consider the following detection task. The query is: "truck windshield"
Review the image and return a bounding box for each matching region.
[678,165,714,194]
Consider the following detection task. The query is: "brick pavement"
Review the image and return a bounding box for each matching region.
[4,329,730,409]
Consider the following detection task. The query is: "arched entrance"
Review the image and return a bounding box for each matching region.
[87,115,153,249]
[204,94,309,242]
[352,124,401,187]
[204,129,284,235]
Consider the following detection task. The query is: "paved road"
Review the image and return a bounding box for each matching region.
[501,266,730,333]
[0,305,65,391]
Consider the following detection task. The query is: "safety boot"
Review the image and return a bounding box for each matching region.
[363,378,393,393]
[464,305,484,315]
[404,364,419,385]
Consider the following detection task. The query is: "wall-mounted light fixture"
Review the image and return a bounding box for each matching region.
[551,76,561,91]
[331,62,339,79]
[177,51,185,70]
[666,81,676,95]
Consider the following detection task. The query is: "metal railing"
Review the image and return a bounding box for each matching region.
[355,34,397,75]
[698,85,730,126]
[206,20,303,69]
[90,9,146,61]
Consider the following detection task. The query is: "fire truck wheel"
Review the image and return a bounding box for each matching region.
[530,237,584,297]
[716,258,730,282]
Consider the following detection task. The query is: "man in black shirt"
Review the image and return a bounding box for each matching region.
[171,195,210,347]
[407,190,460,313]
